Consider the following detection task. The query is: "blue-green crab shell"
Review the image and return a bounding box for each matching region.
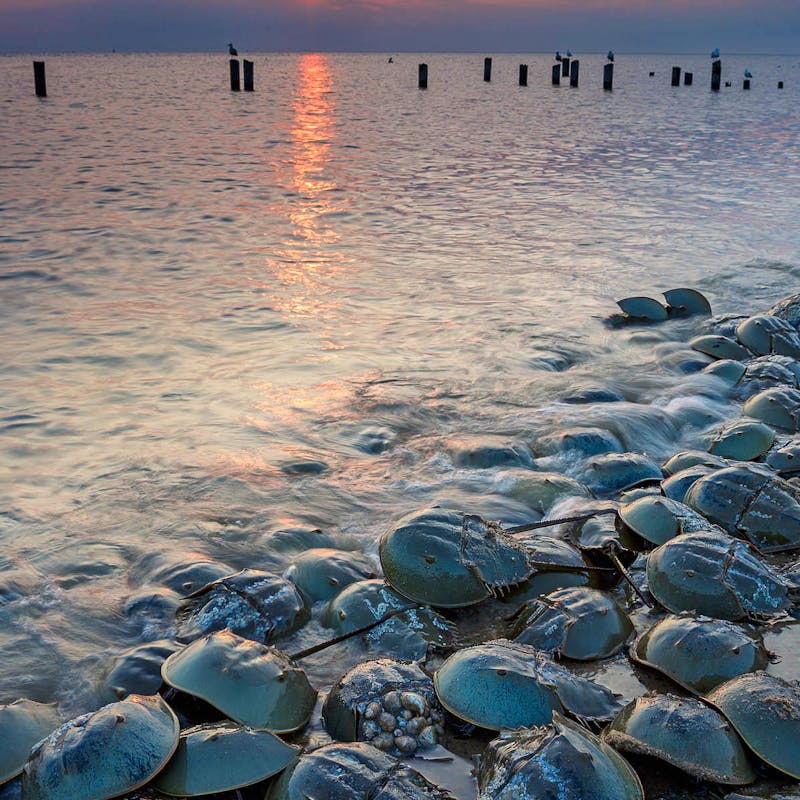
[477,713,643,800]
[736,355,800,399]
[685,465,800,550]
[631,614,771,695]
[21,695,178,800]
[378,509,532,608]
[737,315,800,359]
[160,630,316,733]
[662,465,716,502]
[618,495,719,546]
[285,549,376,604]
[153,723,298,796]
[703,359,747,384]
[176,569,309,643]
[707,419,775,461]
[496,470,593,515]
[706,672,800,780]
[323,579,454,659]
[690,335,752,361]
[767,437,800,475]
[662,450,727,477]
[433,639,621,730]
[0,701,61,786]
[150,559,234,597]
[105,640,182,699]
[579,453,663,496]
[663,288,712,317]
[510,587,633,660]
[768,292,800,329]
[265,742,457,800]
[448,437,533,469]
[604,693,756,785]
[322,659,442,755]
[646,532,792,621]
[535,428,622,458]
[743,387,800,432]
[617,296,668,322]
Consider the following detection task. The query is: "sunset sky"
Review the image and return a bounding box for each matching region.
[1,0,798,53]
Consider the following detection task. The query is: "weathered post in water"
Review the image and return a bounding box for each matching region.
[562,57,570,77]
[671,66,681,86]
[243,60,254,91]
[778,81,784,89]
[519,64,528,86]
[33,61,46,97]
[711,59,721,91]
[418,63,428,89]
[570,60,579,87]
[229,59,241,91]
[743,79,751,90]
[552,64,561,85]
[684,72,693,86]
[603,62,613,90]
[484,57,492,82]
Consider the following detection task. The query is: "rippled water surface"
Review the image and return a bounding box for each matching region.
[1,52,800,731]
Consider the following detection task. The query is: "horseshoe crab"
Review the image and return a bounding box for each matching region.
[578,452,663,496]
[433,639,621,731]
[0,701,60,786]
[743,387,800,432]
[737,315,800,359]
[617,296,668,322]
[646,531,793,620]
[160,630,317,733]
[708,418,775,460]
[510,587,633,660]
[691,335,751,361]
[684,465,800,550]
[176,569,309,643]
[322,659,443,755]
[285,549,376,603]
[736,355,800,399]
[378,508,532,608]
[535,427,622,458]
[662,450,727,477]
[496,470,592,515]
[604,693,756,784]
[104,640,182,699]
[767,437,800,475]
[704,359,747,384]
[661,464,716,502]
[21,695,178,800]
[663,288,712,317]
[618,495,718,547]
[477,712,643,800]
[152,722,298,797]
[265,742,457,800]
[706,672,800,779]
[323,579,454,660]
[768,292,800,328]
[631,614,772,695]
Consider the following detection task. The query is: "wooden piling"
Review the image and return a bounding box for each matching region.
[684,72,693,86]
[603,62,613,90]
[243,59,254,91]
[33,61,46,97]
[649,71,655,77]
[671,66,681,87]
[711,59,721,92]
[743,79,750,90]
[778,81,784,89]
[519,64,528,86]
[484,57,492,82]
[418,63,428,89]
[569,59,579,88]
[561,57,570,78]
[552,64,561,85]
[229,58,241,91]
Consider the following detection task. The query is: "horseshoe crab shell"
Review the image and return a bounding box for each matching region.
[618,495,717,546]
[477,712,643,800]
[21,695,178,800]
[662,450,727,477]
[265,742,457,800]
[737,315,800,358]
[743,387,800,431]
[604,693,756,785]
[706,672,800,780]
[284,549,376,603]
[704,359,747,384]
[152,723,298,797]
[767,437,800,475]
[690,335,751,361]
[579,453,662,496]
[646,531,793,621]
[617,296,668,322]
[0,701,60,786]
[663,288,712,317]
[378,508,532,608]
[661,465,716,502]
[631,614,771,695]
[176,570,309,644]
[707,419,775,461]
[322,659,442,755]
[160,630,316,733]
[510,587,633,660]
[684,465,800,550]
[497,470,593,514]
[433,639,621,731]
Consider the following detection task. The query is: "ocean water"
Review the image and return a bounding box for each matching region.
[1,52,800,731]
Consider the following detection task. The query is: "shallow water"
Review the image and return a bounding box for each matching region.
[1,51,800,739]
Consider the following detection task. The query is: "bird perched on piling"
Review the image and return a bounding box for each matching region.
[607,50,614,62]
[555,51,562,61]
[711,47,720,59]
[566,49,573,57]
[744,68,752,78]
[228,43,238,56]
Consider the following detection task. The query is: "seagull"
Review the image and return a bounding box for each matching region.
[744,68,752,78]
[555,51,562,61]
[228,43,238,56]
[607,50,615,62]
[566,49,573,57]
[711,47,720,59]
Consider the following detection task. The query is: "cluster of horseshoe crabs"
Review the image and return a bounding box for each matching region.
[3,290,800,799]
